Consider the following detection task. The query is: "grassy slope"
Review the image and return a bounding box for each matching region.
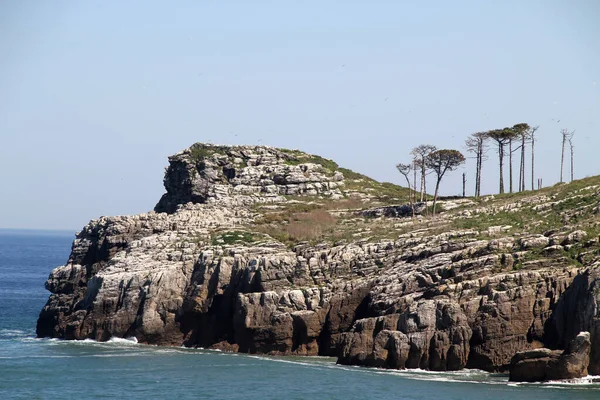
[205,144,600,261]
[247,176,600,261]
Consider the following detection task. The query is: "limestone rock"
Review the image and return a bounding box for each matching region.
[154,144,344,213]
[361,203,427,218]
[35,142,600,377]
[563,230,588,245]
[508,349,561,382]
[509,332,591,382]
[546,331,592,380]
[519,235,550,249]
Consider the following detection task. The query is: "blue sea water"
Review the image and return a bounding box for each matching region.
[1,230,600,400]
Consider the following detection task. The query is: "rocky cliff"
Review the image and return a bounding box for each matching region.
[37,143,600,376]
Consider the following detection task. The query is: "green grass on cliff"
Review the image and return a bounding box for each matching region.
[211,231,255,245]
[196,144,600,258]
[279,147,415,203]
[189,144,228,164]
[281,150,340,172]
[254,174,600,253]
[454,176,600,237]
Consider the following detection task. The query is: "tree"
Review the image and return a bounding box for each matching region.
[411,144,437,202]
[487,128,514,194]
[413,159,418,199]
[504,126,523,193]
[560,129,575,183]
[508,130,515,193]
[425,149,466,215]
[530,126,539,191]
[569,131,575,182]
[396,162,415,218]
[512,123,531,192]
[465,132,488,198]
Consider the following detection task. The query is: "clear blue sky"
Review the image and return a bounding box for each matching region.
[1,0,598,230]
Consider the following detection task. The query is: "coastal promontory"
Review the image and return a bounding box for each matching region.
[37,143,600,380]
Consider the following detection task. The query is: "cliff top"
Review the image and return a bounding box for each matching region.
[154,142,413,213]
[149,142,600,252]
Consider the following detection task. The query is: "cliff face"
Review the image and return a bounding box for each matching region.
[37,143,600,374]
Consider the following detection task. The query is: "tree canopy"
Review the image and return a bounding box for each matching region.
[425,149,466,177]
[425,149,466,214]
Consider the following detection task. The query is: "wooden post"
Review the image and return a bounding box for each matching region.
[462,173,466,198]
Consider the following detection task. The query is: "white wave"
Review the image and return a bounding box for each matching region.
[239,355,512,386]
[338,366,512,386]
[153,348,199,355]
[511,375,600,389]
[0,352,152,360]
[107,336,138,345]
[245,355,340,371]
[15,337,40,343]
[0,355,76,359]
[371,367,600,388]
[0,329,32,338]
[42,336,140,347]
[547,375,600,385]
[88,352,148,358]
[8,336,600,390]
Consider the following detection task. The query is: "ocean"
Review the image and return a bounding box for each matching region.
[1,229,599,400]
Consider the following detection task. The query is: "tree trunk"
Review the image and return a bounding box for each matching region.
[531,133,535,190]
[474,148,480,197]
[509,139,513,193]
[422,164,428,215]
[570,141,574,182]
[432,178,441,215]
[420,160,426,202]
[499,144,505,194]
[413,162,417,199]
[409,178,415,218]
[518,148,522,192]
[477,142,483,197]
[560,134,566,183]
[519,134,526,192]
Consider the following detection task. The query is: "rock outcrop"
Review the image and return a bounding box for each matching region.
[509,332,591,382]
[361,203,427,218]
[37,143,600,379]
[154,144,343,213]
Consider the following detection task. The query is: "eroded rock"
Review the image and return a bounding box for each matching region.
[36,143,600,379]
[509,332,591,382]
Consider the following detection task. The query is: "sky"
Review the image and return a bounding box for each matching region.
[0,0,598,230]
